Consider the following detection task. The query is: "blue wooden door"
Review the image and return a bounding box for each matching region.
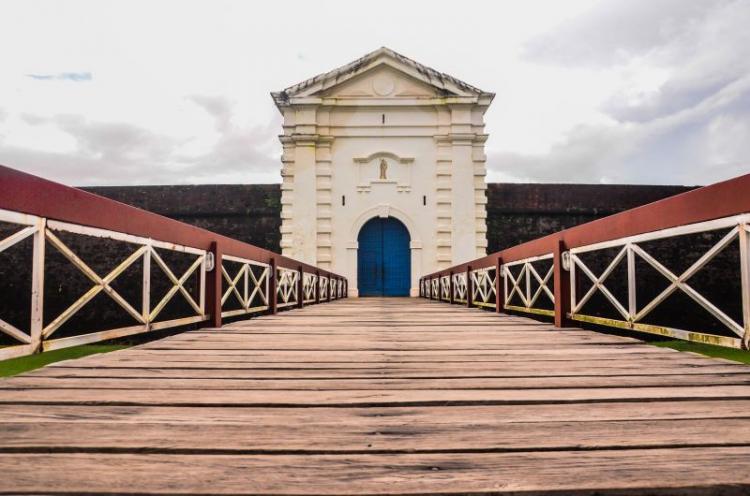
[357,217,410,296]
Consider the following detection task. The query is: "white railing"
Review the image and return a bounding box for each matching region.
[440,275,451,301]
[452,272,467,303]
[276,266,299,309]
[220,255,269,318]
[0,207,208,360]
[503,254,555,317]
[471,267,497,309]
[430,278,439,299]
[319,276,329,301]
[330,278,338,300]
[303,272,318,304]
[570,214,750,348]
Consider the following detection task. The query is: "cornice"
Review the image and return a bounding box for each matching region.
[434,133,484,145]
[279,134,335,146]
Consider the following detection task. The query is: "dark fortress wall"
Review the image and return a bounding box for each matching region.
[485,183,695,252]
[84,185,282,251]
[85,183,694,253]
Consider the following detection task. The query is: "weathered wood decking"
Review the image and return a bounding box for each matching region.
[1,297,750,494]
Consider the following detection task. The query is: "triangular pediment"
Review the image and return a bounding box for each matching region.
[273,47,493,107]
[318,65,439,99]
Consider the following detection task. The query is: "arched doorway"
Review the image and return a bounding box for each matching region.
[357,217,411,296]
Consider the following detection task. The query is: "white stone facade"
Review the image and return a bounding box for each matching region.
[272,48,494,296]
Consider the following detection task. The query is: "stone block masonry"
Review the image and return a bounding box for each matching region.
[86,183,693,254]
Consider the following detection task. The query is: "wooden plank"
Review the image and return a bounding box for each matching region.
[1,385,750,406]
[1,401,748,425]
[5,373,750,390]
[1,417,749,453]
[1,448,749,494]
[48,355,731,368]
[26,363,748,379]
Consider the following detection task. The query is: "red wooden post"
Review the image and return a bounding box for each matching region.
[269,257,278,314]
[466,266,473,308]
[495,257,503,313]
[297,265,304,308]
[204,241,222,328]
[315,270,321,304]
[553,238,571,328]
[449,271,455,304]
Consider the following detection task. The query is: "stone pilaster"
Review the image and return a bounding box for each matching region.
[447,103,477,265]
[435,137,453,269]
[473,134,489,258]
[315,137,334,269]
[279,137,296,257]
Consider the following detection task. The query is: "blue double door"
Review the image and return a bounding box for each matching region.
[357,217,411,296]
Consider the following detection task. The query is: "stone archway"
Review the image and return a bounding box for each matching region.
[347,205,422,297]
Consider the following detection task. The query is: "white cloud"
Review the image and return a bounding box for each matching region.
[490,0,750,185]
[0,0,747,186]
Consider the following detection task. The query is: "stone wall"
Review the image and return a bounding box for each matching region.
[84,184,281,250]
[485,183,695,252]
[86,183,694,254]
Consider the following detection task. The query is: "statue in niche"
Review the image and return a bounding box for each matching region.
[379,158,388,180]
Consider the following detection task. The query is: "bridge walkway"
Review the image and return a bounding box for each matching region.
[1,298,750,494]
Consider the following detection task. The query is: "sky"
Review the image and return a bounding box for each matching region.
[0,0,748,186]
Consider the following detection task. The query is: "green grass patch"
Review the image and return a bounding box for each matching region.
[652,340,750,365]
[0,345,128,377]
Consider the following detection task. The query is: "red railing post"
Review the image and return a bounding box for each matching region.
[315,270,321,304]
[449,271,454,304]
[553,238,571,328]
[205,240,222,328]
[466,266,473,308]
[495,257,503,313]
[269,257,278,315]
[297,265,304,309]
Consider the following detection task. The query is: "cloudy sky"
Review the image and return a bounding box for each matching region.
[0,0,748,186]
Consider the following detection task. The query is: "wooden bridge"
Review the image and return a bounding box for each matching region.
[1,297,750,494]
[1,165,750,494]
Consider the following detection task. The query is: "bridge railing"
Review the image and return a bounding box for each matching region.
[421,172,750,349]
[0,165,346,360]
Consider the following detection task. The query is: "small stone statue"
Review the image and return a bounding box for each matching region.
[379,158,388,180]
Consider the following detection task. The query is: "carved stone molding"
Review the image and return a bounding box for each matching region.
[354,151,414,194]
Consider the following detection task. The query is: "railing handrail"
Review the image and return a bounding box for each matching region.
[420,171,750,349]
[0,164,343,279]
[423,172,750,279]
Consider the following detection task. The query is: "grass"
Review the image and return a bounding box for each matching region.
[651,339,750,365]
[0,344,128,377]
